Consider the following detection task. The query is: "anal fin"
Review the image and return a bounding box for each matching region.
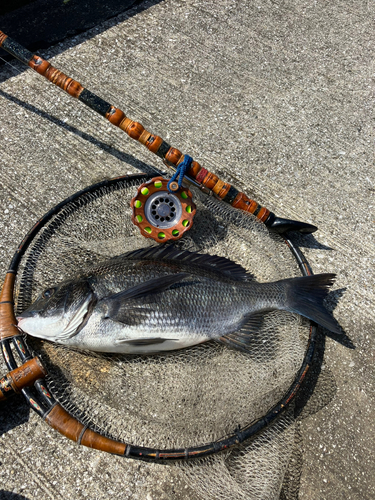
[216,313,265,354]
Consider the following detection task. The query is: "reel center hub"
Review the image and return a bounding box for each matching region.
[145,192,182,229]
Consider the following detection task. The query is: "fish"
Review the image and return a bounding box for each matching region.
[16,245,341,354]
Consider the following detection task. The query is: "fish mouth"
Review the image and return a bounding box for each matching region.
[16,314,62,340]
[17,309,37,320]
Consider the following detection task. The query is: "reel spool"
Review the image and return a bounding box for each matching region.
[130,176,196,242]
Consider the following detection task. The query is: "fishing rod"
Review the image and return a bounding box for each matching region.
[0,30,317,236]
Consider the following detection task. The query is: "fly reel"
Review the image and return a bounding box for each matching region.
[130,176,196,242]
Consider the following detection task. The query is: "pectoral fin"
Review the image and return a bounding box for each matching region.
[100,272,189,325]
[115,337,174,346]
[105,273,189,302]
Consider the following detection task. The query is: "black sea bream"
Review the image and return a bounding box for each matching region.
[17,246,341,354]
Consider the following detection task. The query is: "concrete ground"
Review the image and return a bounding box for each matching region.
[0,0,374,498]
[0,0,139,61]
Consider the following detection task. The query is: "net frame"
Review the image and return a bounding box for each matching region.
[0,173,317,462]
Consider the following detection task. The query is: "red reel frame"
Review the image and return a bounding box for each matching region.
[130,177,196,242]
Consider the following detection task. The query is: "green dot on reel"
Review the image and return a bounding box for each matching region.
[172,229,179,236]
[154,181,163,188]
[186,205,192,213]
[135,200,142,208]
[144,227,152,234]
[141,187,149,195]
[182,219,189,227]
[158,232,166,239]
[136,215,143,223]
[181,191,188,199]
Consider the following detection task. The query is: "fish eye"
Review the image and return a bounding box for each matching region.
[42,287,55,299]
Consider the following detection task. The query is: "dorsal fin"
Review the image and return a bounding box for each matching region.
[121,245,253,281]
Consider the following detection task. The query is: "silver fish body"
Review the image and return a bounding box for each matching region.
[17,246,341,354]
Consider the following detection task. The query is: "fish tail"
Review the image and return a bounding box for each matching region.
[281,273,341,334]
[217,273,341,354]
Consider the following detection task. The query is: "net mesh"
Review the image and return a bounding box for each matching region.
[179,406,295,500]
[14,176,309,499]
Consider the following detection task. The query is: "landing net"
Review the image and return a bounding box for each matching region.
[12,174,311,499]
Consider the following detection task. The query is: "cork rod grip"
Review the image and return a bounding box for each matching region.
[28,55,84,98]
[106,111,271,221]
[0,30,271,222]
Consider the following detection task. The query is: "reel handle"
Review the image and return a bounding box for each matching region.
[0,31,317,233]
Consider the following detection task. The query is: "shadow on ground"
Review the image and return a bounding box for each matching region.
[0,0,163,81]
[0,492,30,500]
[0,393,30,436]
[0,491,30,500]
[0,88,161,178]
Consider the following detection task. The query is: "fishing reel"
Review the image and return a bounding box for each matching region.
[130,176,196,242]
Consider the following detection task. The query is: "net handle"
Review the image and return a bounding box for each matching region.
[0,355,46,401]
[0,174,317,461]
[0,30,317,235]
